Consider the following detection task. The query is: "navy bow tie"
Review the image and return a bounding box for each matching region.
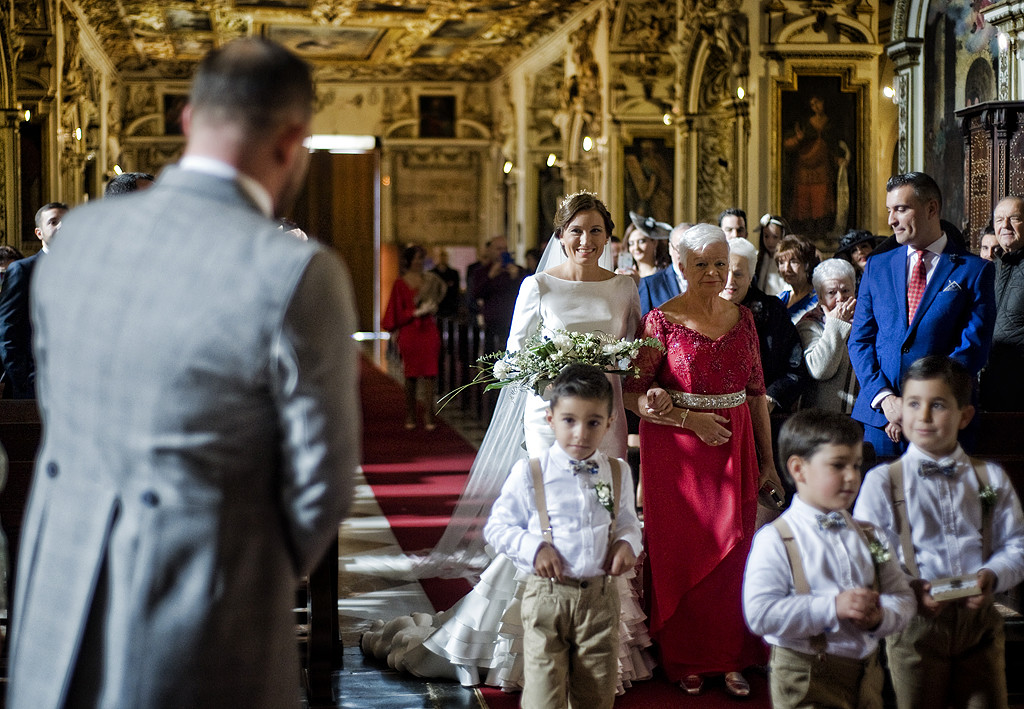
[570,459,599,476]
[919,460,958,478]
[816,511,847,531]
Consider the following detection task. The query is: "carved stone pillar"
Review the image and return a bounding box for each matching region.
[983,2,1024,101]
[886,38,924,173]
[0,111,20,247]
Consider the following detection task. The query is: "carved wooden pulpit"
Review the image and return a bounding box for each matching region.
[957,101,1024,249]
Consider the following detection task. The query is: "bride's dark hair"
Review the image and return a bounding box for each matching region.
[553,191,615,238]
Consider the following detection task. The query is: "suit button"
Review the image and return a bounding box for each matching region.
[46,462,58,478]
[580,580,589,589]
[141,491,159,507]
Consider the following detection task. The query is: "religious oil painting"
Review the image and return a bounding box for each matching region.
[923,0,999,236]
[419,95,456,138]
[266,25,383,60]
[623,137,674,228]
[235,0,310,7]
[165,9,212,32]
[162,93,190,136]
[780,74,858,243]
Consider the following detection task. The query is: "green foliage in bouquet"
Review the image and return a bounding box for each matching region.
[438,321,664,410]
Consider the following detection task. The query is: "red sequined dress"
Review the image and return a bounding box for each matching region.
[625,306,768,679]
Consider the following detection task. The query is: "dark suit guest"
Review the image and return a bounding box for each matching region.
[981,195,1024,411]
[6,39,360,709]
[638,221,690,315]
[721,237,808,413]
[469,235,524,354]
[849,172,995,456]
[0,202,67,399]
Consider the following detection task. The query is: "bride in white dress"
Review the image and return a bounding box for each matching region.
[362,192,655,693]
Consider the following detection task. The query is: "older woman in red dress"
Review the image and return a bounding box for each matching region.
[625,224,783,699]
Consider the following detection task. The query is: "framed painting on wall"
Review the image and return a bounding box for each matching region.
[779,74,859,242]
[162,93,190,136]
[622,137,674,228]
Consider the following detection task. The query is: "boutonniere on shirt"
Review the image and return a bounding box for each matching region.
[980,485,998,513]
[941,280,962,292]
[594,481,614,517]
[868,538,892,564]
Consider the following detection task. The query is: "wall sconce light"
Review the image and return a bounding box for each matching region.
[381,175,391,186]
[503,160,513,174]
[998,31,1009,52]
[582,136,593,152]
[662,113,672,126]
[736,86,745,100]
[546,153,557,167]
[113,164,123,175]
[75,127,82,141]
[22,110,30,122]
[882,85,896,99]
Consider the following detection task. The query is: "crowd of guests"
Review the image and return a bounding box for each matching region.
[368,172,1024,708]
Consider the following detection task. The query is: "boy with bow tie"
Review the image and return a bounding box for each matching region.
[743,410,914,709]
[484,363,641,709]
[854,355,1024,708]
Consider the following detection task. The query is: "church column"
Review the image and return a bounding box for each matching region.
[983,2,1024,100]
[886,38,924,172]
[0,110,20,246]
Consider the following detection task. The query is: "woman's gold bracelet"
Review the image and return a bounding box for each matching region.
[678,408,689,428]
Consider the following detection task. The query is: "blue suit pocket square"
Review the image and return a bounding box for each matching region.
[942,280,962,292]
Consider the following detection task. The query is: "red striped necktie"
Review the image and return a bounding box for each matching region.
[907,249,927,321]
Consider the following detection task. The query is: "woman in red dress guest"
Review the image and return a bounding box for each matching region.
[625,223,783,699]
[383,244,445,429]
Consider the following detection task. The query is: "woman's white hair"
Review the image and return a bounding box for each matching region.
[727,237,758,275]
[811,258,856,295]
[677,223,728,268]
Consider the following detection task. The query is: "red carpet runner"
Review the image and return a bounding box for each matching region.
[359,358,770,707]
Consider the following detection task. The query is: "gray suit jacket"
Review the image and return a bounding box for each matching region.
[7,167,361,708]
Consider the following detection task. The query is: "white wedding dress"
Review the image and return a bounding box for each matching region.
[361,254,655,694]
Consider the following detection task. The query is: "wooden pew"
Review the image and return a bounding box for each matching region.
[0,402,341,700]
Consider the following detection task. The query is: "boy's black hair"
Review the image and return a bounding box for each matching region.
[548,363,613,415]
[901,355,973,407]
[778,409,863,463]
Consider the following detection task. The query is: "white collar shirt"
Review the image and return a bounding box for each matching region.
[743,496,914,660]
[854,443,1024,592]
[672,263,687,294]
[483,442,641,579]
[179,155,274,218]
[904,234,948,286]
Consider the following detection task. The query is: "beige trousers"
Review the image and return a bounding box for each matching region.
[769,645,883,709]
[520,574,619,709]
[886,603,1007,709]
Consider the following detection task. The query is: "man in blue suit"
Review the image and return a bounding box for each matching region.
[848,172,995,456]
[638,221,690,315]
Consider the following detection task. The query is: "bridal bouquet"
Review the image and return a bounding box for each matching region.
[439,322,664,408]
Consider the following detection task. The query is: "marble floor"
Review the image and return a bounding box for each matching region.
[325,400,495,709]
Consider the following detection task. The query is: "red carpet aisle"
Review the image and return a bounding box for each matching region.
[351,358,771,708]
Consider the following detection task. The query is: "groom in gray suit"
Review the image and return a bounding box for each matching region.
[7,39,361,708]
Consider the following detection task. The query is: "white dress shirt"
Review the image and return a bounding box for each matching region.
[743,496,915,660]
[484,443,642,579]
[180,155,274,218]
[854,443,1024,592]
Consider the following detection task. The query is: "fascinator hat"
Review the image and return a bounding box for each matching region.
[758,213,790,233]
[629,211,672,240]
[835,229,884,258]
